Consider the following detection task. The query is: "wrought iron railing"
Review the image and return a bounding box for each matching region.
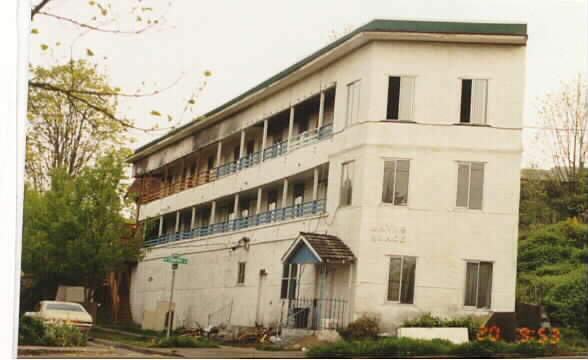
[144,199,326,247]
[281,297,347,330]
[207,299,233,328]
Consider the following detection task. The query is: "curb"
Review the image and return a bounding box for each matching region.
[91,338,184,357]
[18,346,110,355]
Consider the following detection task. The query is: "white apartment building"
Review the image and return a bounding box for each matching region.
[127,19,527,333]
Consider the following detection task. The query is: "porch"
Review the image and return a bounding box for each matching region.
[279,232,356,331]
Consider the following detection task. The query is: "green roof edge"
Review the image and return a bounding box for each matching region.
[133,19,527,155]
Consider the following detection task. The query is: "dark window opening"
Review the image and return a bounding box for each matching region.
[460,79,472,123]
[386,76,401,120]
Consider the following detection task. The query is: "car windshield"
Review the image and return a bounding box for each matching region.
[46,303,84,312]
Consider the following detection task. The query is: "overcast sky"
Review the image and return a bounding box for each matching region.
[28,0,588,168]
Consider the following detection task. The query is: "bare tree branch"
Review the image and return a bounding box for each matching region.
[31,0,52,19]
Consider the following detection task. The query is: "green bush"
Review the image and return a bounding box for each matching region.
[306,337,566,358]
[558,328,588,352]
[401,312,484,340]
[43,324,87,347]
[19,316,87,346]
[154,335,219,348]
[336,314,380,341]
[308,337,453,358]
[19,316,47,345]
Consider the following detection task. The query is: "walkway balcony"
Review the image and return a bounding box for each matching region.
[144,199,327,247]
[139,123,333,204]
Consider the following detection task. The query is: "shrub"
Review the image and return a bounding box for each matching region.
[43,324,87,347]
[449,339,501,358]
[154,335,219,348]
[558,328,588,352]
[336,314,380,341]
[308,337,454,358]
[19,316,47,345]
[401,312,484,340]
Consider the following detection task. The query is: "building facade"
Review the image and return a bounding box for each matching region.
[128,19,527,332]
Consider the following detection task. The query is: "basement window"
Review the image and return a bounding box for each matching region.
[456,162,485,210]
[386,76,416,121]
[460,79,488,124]
[237,262,246,284]
[387,256,416,304]
[464,261,493,309]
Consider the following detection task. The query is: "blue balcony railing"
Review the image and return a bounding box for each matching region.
[144,199,327,247]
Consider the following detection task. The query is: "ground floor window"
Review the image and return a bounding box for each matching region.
[237,262,246,284]
[281,263,299,299]
[387,256,416,304]
[464,261,493,308]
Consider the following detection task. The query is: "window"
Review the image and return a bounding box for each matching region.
[346,80,361,126]
[246,141,255,155]
[233,145,240,161]
[382,159,410,205]
[294,183,305,205]
[237,262,246,284]
[267,190,278,211]
[456,162,485,210]
[280,263,299,299]
[464,261,493,308]
[460,79,488,124]
[207,156,215,170]
[387,76,416,121]
[387,256,416,304]
[340,161,355,207]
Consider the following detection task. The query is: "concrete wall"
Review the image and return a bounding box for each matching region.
[130,37,525,332]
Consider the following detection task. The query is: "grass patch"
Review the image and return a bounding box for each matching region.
[255,343,291,351]
[90,328,156,347]
[154,335,220,348]
[306,337,569,358]
[90,328,219,348]
[96,321,163,337]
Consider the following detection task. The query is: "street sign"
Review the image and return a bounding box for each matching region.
[163,256,188,264]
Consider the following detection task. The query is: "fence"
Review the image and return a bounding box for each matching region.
[281,297,347,330]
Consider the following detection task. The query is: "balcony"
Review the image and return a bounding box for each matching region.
[144,199,327,247]
[139,123,333,205]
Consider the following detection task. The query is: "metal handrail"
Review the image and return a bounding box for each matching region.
[144,199,327,247]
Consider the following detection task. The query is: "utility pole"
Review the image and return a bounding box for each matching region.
[166,263,178,338]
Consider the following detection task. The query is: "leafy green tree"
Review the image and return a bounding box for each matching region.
[27,60,129,189]
[516,219,587,334]
[22,150,142,304]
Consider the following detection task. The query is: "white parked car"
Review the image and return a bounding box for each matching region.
[25,301,93,332]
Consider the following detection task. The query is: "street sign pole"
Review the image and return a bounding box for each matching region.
[166,263,178,338]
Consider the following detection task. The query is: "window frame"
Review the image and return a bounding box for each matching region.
[345,79,361,127]
[385,75,416,121]
[463,260,494,309]
[237,262,246,285]
[339,160,355,208]
[455,161,485,210]
[381,158,411,206]
[459,78,489,125]
[385,255,417,304]
[280,263,299,299]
